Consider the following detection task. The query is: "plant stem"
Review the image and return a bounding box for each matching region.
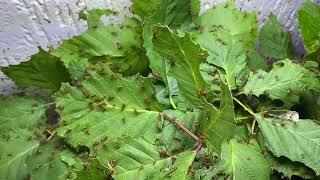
[251,118,257,135]
[233,97,255,116]
[162,113,200,142]
[234,91,245,97]
[162,113,204,152]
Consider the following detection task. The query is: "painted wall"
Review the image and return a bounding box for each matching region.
[0,0,319,94]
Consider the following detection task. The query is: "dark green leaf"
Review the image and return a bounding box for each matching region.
[259,14,291,59]
[2,49,70,94]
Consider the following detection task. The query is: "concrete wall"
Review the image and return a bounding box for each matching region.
[1,0,319,95]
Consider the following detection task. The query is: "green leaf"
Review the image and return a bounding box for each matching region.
[259,13,291,59]
[190,0,201,20]
[131,0,162,19]
[25,139,75,180]
[53,17,149,76]
[269,156,316,179]
[0,129,40,180]
[216,139,270,180]
[247,50,269,71]
[193,0,258,54]
[160,110,202,154]
[297,0,320,54]
[55,63,164,151]
[201,83,236,153]
[199,63,221,92]
[142,0,201,107]
[0,96,45,130]
[68,59,90,81]
[152,26,210,108]
[256,115,320,175]
[204,37,249,89]
[98,139,196,180]
[154,78,179,108]
[2,49,70,94]
[192,0,258,89]
[76,159,108,180]
[79,9,115,30]
[243,59,320,106]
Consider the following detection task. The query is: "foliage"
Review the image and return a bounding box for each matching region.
[2,0,320,179]
[259,13,291,59]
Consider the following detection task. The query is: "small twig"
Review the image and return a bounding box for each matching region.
[46,130,56,141]
[233,98,257,135]
[162,113,203,152]
[162,113,200,142]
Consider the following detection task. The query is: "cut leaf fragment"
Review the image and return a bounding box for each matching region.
[0,129,40,180]
[152,26,210,108]
[55,64,164,151]
[1,48,70,94]
[259,13,291,59]
[256,115,320,175]
[215,139,270,180]
[297,0,320,54]
[201,84,236,153]
[0,96,46,130]
[243,59,320,106]
[53,17,149,76]
[100,140,196,180]
[25,139,75,180]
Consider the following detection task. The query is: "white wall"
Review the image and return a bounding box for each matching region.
[1,0,319,94]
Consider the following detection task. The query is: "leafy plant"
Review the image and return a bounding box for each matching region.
[1,0,320,179]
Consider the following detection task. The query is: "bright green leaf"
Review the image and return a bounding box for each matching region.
[193,0,260,86]
[204,37,249,89]
[193,0,258,54]
[55,64,164,151]
[297,0,320,54]
[53,17,149,76]
[68,59,90,81]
